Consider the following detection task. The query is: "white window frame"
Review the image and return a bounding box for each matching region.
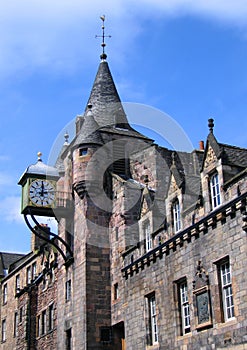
[149,295,158,344]
[2,319,6,342]
[37,315,41,337]
[210,173,221,209]
[144,221,152,252]
[220,261,234,321]
[3,284,7,304]
[27,266,32,284]
[15,274,20,293]
[180,281,191,334]
[173,199,181,233]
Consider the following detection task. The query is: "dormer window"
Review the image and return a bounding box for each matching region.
[144,220,152,252]
[210,173,221,209]
[173,199,181,233]
[79,148,88,157]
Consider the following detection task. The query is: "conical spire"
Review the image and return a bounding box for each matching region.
[72,105,103,149]
[85,61,130,129]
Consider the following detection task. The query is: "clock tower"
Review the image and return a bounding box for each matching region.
[18,152,60,217]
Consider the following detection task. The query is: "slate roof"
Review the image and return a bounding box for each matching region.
[0,252,25,277]
[70,112,104,150]
[19,158,59,185]
[85,61,130,129]
[203,130,247,170]
[220,143,247,168]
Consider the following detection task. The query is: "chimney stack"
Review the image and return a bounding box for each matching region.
[199,141,204,150]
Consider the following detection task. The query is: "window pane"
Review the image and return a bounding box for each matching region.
[144,221,152,252]
[180,281,190,334]
[210,173,221,209]
[149,295,158,344]
[173,200,181,233]
[220,260,234,321]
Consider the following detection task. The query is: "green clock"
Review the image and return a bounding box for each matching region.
[29,179,55,207]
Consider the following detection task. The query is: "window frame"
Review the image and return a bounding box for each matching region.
[65,279,72,301]
[147,294,159,345]
[219,259,235,321]
[32,262,37,280]
[179,280,191,335]
[48,304,54,331]
[27,266,32,285]
[14,312,18,337]
[172,198,181,233]
[144,220,152,252]
[210,172,221,209]
[19,306,23,324]
[15,274,20,293]
[1,319,6,342]
[3,284,7,304]
[41,309,47,335]
[113,283,119,301]
[79,147,88,157]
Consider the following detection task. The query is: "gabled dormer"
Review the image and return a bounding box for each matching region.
[201,119,224,213]
[165,150,203,235]
[165,152,184,236]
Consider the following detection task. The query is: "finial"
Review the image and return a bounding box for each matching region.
[64,131,69,145]
[95,15,111,61]
[208,118,214,133]
[37,151,42,161]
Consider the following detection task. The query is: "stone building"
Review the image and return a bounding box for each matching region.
[1,49,247,349]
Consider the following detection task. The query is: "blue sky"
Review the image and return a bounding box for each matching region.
[1,0,247,253]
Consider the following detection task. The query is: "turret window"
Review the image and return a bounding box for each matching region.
[210,173,221,209]
[79,147,88,157]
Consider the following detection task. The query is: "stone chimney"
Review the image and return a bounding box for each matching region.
[31,224,50,252]
[199,141,204,150]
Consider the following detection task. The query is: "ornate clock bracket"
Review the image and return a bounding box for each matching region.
[24,208,74,267]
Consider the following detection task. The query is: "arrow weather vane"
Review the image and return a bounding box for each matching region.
[95,15,111,60]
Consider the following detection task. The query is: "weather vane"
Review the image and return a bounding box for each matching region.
[95,15,111,60]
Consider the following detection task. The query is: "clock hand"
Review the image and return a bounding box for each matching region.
[40,181,44,196]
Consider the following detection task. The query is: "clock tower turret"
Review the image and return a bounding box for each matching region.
[18,152,60,217]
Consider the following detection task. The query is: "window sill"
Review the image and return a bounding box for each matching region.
[147,343,159,350]
[215,318,237,329]
[177,331,192,340]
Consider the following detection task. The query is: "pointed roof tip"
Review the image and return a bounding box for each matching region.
[85,60,129,128]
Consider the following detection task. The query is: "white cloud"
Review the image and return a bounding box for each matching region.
[1,0,247,80]
[0,196,24,224]
[136,0,247,23]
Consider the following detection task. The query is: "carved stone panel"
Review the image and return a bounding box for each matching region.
[204,145,217,168]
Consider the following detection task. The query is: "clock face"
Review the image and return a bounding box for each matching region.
[29,179,55,207]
